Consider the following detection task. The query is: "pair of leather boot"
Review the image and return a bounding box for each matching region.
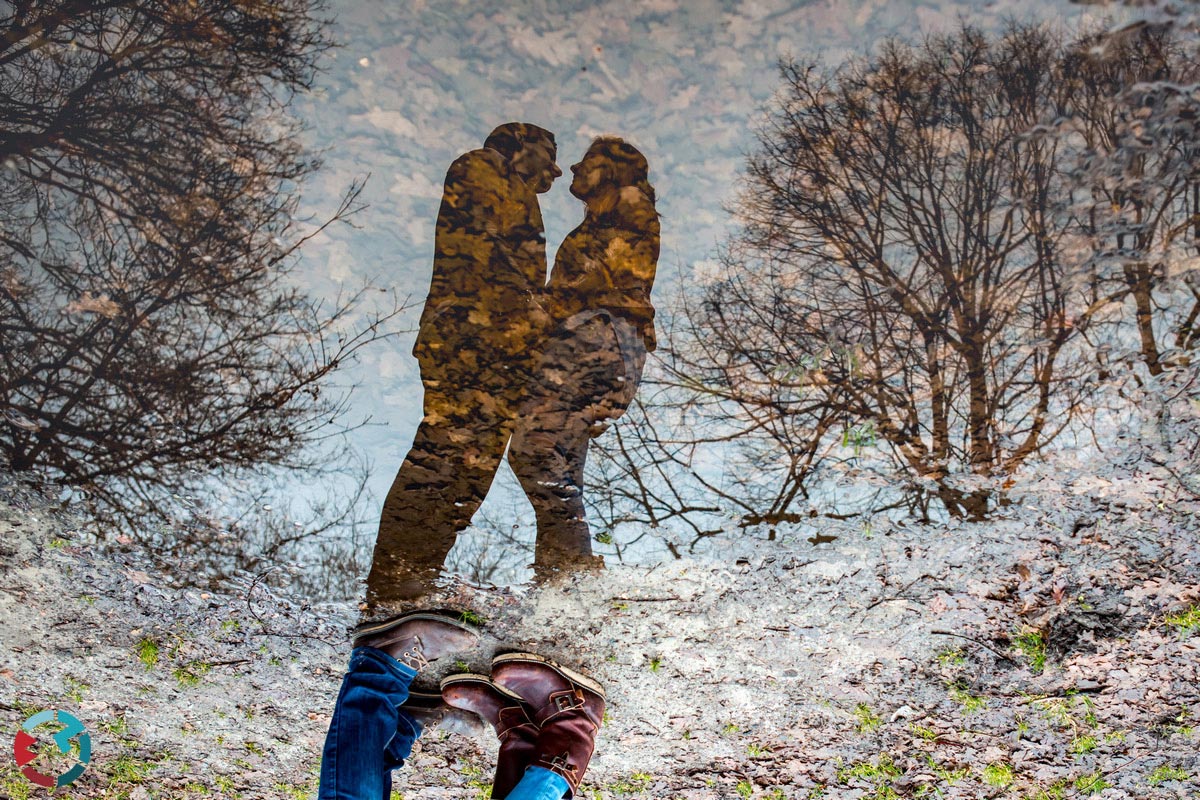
[352,612,604,797]
[442,653,605,799]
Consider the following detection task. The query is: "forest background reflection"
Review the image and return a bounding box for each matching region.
[287,0,1152,599]
[6,0,1185,602]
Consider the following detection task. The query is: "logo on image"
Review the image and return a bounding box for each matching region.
[13,709,91,788]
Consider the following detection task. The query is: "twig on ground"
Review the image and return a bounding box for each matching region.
[930,629,1016,663]
[1090,752,1151,788]
[206,658,253,668]
[857,573,941,616]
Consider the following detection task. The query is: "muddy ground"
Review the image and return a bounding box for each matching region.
[1,473,1198,800]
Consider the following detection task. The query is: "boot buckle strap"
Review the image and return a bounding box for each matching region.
[496,707,536,739]
[543,751,580,788]
[551,689,585,712]
[547,753,576,773]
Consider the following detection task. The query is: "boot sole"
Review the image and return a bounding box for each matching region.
[491,652,606,699]
[402,688,445,710]
[353,610,480,644]
[439,672,527,703]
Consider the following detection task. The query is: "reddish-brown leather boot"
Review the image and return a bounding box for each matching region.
[441,674,539,799]
[490,653,605,797]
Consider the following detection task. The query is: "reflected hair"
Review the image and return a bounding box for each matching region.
[484,122,556,160]
[585,136,655,205]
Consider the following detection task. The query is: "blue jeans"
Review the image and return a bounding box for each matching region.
[318,647,570,800]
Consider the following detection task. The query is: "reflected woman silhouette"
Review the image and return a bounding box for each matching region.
[509,137,660,577]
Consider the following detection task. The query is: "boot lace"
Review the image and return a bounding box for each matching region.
[398,636,429,671]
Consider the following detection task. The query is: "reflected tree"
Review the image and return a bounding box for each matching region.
[1063,22,1200,377]
[0,1,401,567]
[1061,15,1200,503]
[589,23,1198,527]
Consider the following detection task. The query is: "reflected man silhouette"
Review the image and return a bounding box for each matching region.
[366,123,561,607]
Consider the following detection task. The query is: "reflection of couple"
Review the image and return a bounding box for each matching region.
[316,124,658,800]
[366,122,660,605]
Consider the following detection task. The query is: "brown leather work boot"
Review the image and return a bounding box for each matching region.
[441,674,539,799]
[491,653,606,797]
[352,611,479,672]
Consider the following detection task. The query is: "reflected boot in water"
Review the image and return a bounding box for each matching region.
[363,532,446,609]
[441,674,539,799]
[533,514,604,583]
[491,654,605,798]
[530,476,594,582]
[387,688,487,753]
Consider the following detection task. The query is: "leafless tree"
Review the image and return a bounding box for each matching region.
[0,1,403,558]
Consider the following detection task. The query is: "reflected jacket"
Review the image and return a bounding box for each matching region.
[547,188,659,352]
[413,147,549,369]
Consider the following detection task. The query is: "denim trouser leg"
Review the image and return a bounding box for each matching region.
[318,647,422,800]
[506,766,571,800]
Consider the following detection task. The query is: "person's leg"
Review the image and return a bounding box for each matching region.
[582,315,646,434]
[511,318,630,577]
[503,766,572,800]
[317,647,419,800]
[366,378,514,605]
[510,403,595,577]
[319,614,481,800]
[379,712,423,800]
[381,711,424,773]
